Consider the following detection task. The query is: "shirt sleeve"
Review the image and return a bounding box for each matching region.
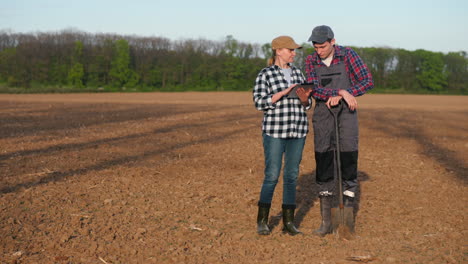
[305,56,339,100]
[345,48,374,97]
[253,70,275,111]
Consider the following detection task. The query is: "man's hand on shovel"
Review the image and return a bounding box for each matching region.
[326,95,342,109]
[336,90,358,111]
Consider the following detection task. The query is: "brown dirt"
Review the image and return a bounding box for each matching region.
[0,93,466,264]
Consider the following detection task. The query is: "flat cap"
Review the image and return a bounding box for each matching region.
[308,25,334,43]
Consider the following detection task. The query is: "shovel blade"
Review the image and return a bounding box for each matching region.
[331,207,355,239]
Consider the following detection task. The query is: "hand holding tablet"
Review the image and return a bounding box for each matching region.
[288,83,314,98]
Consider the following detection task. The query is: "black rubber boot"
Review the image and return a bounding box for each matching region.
[344,195,354,208]
[282,205,302,236]
[343,195,355,233]
[257,203,271,235]
[313,195,332,237]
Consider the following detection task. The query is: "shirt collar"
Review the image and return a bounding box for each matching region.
[271,63,294,70]
[312,45,344,64]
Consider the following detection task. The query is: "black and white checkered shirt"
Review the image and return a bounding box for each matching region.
[253,64,311,139]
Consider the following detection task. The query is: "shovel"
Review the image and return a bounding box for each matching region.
[329,102,355,239]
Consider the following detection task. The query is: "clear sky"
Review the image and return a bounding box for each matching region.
[1,0,467,53]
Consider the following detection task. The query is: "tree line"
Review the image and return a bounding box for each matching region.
[0,30,466,94]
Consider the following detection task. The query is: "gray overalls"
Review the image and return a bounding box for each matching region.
[312,63,359,197]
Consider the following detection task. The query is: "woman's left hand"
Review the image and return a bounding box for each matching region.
[296,87,312,106]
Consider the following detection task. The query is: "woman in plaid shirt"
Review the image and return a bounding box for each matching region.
[253,36,312,236]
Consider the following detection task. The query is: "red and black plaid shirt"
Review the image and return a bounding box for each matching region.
[305,45,374,101]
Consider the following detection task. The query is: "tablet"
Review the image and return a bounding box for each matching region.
[288,83,314,98]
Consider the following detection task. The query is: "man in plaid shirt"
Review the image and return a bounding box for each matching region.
[304,25,374,237]
[253,36,312,236]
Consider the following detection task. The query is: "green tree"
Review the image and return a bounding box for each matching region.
[386,49,419,91]
[359,47,395,89]
[224,35,239,57]
[109,39,139,88]
[68,41,85,88]
[0,47,16,84]
[415,50,447,92]
[261,43,272,60]
[68,63,84,88]
[444,51,468,93]
[86,39,114,87]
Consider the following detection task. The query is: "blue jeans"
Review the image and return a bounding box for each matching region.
[258,133,306,206]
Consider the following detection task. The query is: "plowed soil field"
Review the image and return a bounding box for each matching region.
[0,93,466,264]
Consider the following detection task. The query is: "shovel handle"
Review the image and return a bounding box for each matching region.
[328,100,343,116]
[330,101,344,210]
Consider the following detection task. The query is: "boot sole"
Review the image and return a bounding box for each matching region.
[282,231,302,236]
[312,230,331,237]
[282,228,302,236]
